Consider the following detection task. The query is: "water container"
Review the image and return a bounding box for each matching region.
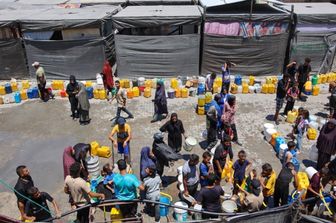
[52,80,58,90]
[263,123,275,133]
[144,88,151,98]
[198,76,206,85]
[230,84,238,94]
[32,87,39,98]
[171,78,179,89]
[275,137,285,154]
[222,200,237,213]
[160,194,171,217]
[60,90,67,98]
[99,89,106,100]
[304,81,312,92]
[97,146,111,158]
[212,83,220,93]
[197,84,205,95]
[320,84,329,94]
[266,77,272,84]
[205,92,212,104]
[175,88,181,98]
[127,89,133,99]
[254,84,261,94]
[297,172,309,197]
[270,132,280,146]
[287,111,297,123]
[86,87,93,99]
[198,95,205,106]
[242,83,249,94]
[312,85,319,96]
[27,89,34,99]
[249,76,255,86]
[320,74,327,83]
[124,79,130,88]
[131,79,137,88]
[312,75,318,85]
[234,75,242,85]
[190,88,197,97]
[309,115,317,122]
[309,143,318,162]
[138,86,145,94]
[138,77,145,87]
[86,156,100,178]
[0,97,3,105]
[168,89,175,99]
[197,106,205,115]
[85,81,92,88]
[268,84,275,94]
[307,128,317,140]
[305,166,317,179]
[110,207,123,222]
[279,144,288,160]
[248,86,255,94]
[132,87,139,97]
[22,80,30,89]
[93,89,99,99]
[5,83,12,94]
[214,78,222,88]
[174,202,188,222]
[14,92,21,103]
[265,128,277,142]
[181,88,188,98]
[0,86,6,95]
[20,90,28,100]
[90,141,100,156]
[261,84,268,94]
[11,82,18,92]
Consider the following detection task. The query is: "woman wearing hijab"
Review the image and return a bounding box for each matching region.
[77,81,91,125]
[140,147,156,180]
[160,113,186,153]
[101,60,114,98]
[316,119,336,170]
[151,81,168,123]
[66,75,79,119]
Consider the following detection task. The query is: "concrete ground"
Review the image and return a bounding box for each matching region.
[0,89,331,222]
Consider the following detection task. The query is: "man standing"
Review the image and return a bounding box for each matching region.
[64,162,105,223]
[206,94,221,151]
[183,154,200,200]
[112,80,134,119]
[274,74,289,125]
[297,58,312,100]
[112,159,144,220]
[14,165,35,221]
[109,118,132,163]
[32,61,54,102]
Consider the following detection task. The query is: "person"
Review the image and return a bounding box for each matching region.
[160,113,186,153]
[101,60,114,98]
[296,109,309,151]
[233,150,252,194]
[297,58,312,100]
[205,72,217,93]
[102,163,115,194]
[283,141,299,171]
[273,162,297,207]
[196,173,224,219]
[213,135,233,178]
[14,165,35,221]
[330,82,336,119]
[143,165,161,223]
[151,80,168,123]
[63,146,76,180]
[140,146,156,180]
[238,179,264,212]
[109,117,132,163]
[222,95,241,145]
[274,74,290,125]
[32,61,54,102]
[259,163,276,208]
[63,143,91,179]
[112,159,144,220]
[286,61,297,84]
[199,151,213,187]
[77,81,91,125]
[112,80,134,120]
[25,187,61,222]
[182,154,200,199]
[206,94,221,150]
[328,176,336,222]
[284,82,299,116]
[221,61,236,93]
[316,119,336,170]
[306,167,329,213]
[64,162,105,223]
[66,75,79,119]
[286,107,304,140]
[326,156,336,176]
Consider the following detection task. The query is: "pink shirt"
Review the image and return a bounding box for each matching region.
[221,102,236,124]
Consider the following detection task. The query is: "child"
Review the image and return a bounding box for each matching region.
[199,151,213,187]
[284,83,299,116]
[296,109,310,151]
[329,176,336,221]
[233,150,252,195]
[213,135,233,178]
[26,187,61,222]
[143,165,162,223]
[283,141,300,171]
[245,169,257,193]
[103,163,115,194]
[287,107,304,140]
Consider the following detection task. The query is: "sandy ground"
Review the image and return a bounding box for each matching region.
[0,89,331,222]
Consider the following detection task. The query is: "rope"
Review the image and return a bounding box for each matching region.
[0,178,54,217]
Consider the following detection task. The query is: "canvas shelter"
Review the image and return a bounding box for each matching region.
[112,5,203,78]
[18,5,120,80]
[67,0,127,6]
[127,0,195,6]
[200,0,293,76]
[281,3,336,74]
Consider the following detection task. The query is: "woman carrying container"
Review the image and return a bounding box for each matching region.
[151,80,168,123]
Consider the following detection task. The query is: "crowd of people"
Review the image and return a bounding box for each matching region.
[11,60,336,222]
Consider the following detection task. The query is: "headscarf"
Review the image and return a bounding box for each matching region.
[102,60,114,88]
[170,113,178,121]
[66,75,78,95]
[316,119,336,155]
[140,147,156,179]
[155,81,167,104]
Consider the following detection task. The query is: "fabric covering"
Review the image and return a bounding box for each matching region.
[127,0,194,5]
[202,33,289,75]
[115,34,200,77]
[0,39,28,79]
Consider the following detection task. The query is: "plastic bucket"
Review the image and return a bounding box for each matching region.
[160,193,172,217]
[174,201,188,222]
[263,123,275,133]
[184,137,197,152]
[222,200,237,213]
[305,166,317,179]
[265,128,277,142]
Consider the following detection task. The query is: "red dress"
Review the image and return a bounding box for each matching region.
[102,61,114,89]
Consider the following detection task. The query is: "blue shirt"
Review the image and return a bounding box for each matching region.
[233,160,249,182]
[221,66,230,83]
[113,173,140,200]
[103,173,115,185]
[199,162,209,187]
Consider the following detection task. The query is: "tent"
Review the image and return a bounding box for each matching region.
[67,0,127,6]
[112,5,203,78]
[201,0,293,76]
[19,5,120,80]
[0,9,28,79]
[127,0,195,6]
[281,3,336,74]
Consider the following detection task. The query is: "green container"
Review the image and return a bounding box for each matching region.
[312,75,318,85]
